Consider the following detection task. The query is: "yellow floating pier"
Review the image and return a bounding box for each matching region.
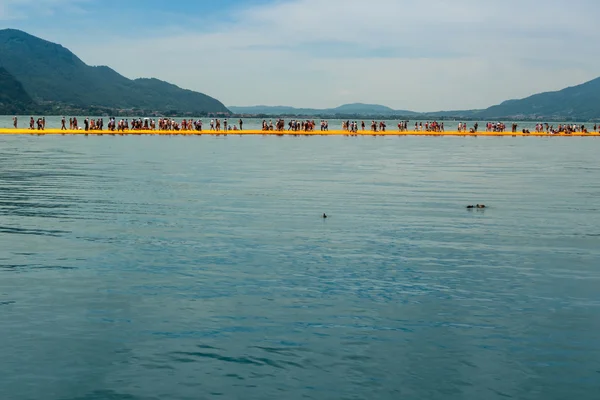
[1,129,599,137]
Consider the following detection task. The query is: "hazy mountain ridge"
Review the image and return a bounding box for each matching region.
[0,29,230,115]
[231,78,600,121]
[229,103,418,117]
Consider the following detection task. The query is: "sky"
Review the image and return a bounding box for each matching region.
[1,0,599,111]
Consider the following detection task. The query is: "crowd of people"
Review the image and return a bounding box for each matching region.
[9,116,599,134]
[416,121,445,132]
[531,123,592,134]
[257,119,321,132]
[112,118,242,132]
[486,122,507,132]
[13,116,248,132]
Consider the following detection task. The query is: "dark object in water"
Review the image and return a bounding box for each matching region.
[467,204,486,209]
[323,213,328,219]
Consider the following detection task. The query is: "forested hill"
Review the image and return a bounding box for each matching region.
[0,29,230,115]
[470,77,600,120]
[0,66,35,114]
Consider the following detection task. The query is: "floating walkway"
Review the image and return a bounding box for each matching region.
[1,129,599,137]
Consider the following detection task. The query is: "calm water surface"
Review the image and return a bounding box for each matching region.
[1,135,599,400]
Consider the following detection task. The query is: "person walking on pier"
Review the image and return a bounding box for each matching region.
[61,117,67,130]
[239,119,243,131]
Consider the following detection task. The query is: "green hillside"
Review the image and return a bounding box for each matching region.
[474,78,600,120]
[0,66,35,114]
[0,29,229,115]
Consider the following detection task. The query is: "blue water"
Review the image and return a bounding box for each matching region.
[1,135,599,400]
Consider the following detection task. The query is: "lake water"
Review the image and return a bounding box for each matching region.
[1,134,599,400]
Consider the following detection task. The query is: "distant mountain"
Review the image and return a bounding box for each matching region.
[0,66,35,114]
[470,78,600,120]
[228,105,316,115]
[408,78,600,121]
[229,103,418,117]
[232,78,600,121]
[0,29,230,115]
[332,103,397,114]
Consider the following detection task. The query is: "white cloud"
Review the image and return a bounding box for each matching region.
[11,0,600,110]
[0,0,88,20]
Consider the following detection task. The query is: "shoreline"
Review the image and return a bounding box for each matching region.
[1,129,599,137]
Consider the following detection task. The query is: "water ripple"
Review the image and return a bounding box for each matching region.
[0,226,69,237]
[0,136,599,400]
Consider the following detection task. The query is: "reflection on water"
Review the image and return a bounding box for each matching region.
[0,135,599,400]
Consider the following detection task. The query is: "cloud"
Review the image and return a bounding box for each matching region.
[0,0,88,20]
[6,0,600,110]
